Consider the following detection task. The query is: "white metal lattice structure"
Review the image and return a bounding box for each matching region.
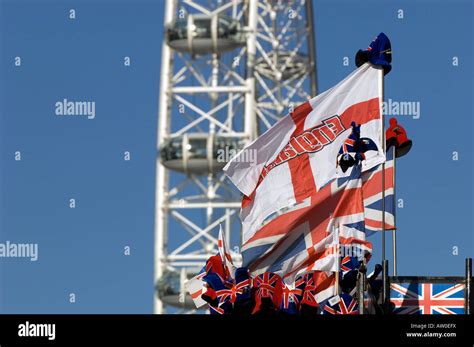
[154,0,317,313]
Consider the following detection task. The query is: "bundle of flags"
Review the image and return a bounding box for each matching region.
[185,227,253,314]
[186,227,374,315]
[224,63,385,250]
[185,33,402,315]
[224,61,395,282]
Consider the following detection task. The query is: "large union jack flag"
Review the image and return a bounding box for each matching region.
[361,144,395,235]
[390,282,465,314]
[241,164,372,282]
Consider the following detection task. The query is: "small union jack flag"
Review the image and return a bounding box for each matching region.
[322,293,359,315]
[300,271,337,308]
[185,254,227,308]
[203,273,233,315]
[233,267,253,313]
[390,282,465,315]
[280,277,305,314]
[252,272,282,313]
[215,281,249,304]
[340,256,361,276]
[301,272,318,307]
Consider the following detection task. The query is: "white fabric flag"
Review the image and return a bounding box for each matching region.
[218,224,237,279]
[184,272,207,308]
[224,64,385,243]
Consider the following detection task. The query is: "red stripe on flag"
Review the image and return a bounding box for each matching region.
[365,218,395,230]
[241,97,381,214]
[243,183,343,248]
[289,102,318,203]
[288,152,317,203]
[340,97,380,129]
[332,187,365,217]
[363,167,394,197]
[191,290,202,299]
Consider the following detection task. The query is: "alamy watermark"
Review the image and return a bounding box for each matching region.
[55,98,96,119]
[383,99,421,119]
[214,100,419,166]
[0,241,38,261]
[18,321,55,341]
[324,244,366,259]
[217,147,257,166]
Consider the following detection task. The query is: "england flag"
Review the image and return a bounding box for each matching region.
[224,63,385,244]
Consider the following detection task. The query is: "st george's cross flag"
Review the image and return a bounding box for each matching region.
[217,225,237,280]
[185,271,207,308]
[185,253,230,308]
[185,226,235,308]
[223,63,385,244]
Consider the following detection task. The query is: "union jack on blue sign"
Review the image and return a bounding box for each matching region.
[390,282,465,315]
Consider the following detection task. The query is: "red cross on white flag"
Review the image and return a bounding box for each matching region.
[224,63,385,243]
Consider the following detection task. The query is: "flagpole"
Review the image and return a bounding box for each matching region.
[378,67,386,267]
[334,222,340,295]
[378,66,389,308]
[392,145,398,275]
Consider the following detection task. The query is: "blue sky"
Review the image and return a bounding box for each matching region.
[0,0,472,313]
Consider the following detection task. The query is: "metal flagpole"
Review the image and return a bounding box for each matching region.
[465,258,472,314]
[392,145,398,275]
[378,66,388,306]
[358,258,367,314]
[334,223,340,295]
[379,67,386,266]
[383,259,390,313]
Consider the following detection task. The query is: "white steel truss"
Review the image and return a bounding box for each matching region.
[154,0,317,313]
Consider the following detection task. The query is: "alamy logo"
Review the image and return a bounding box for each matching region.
[18,321,56,341]
[55,98,96,119]
[0,241,38,261]
[217,147,256,166]
[383,99,421,119]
